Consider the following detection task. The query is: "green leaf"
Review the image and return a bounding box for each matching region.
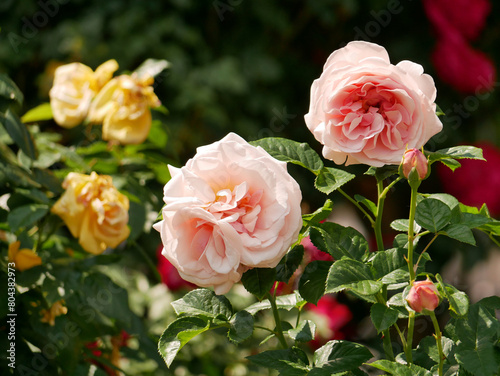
[440,224,475,245]
[365,165,399,181]
[393,233,420,249]
[276,245,304,283]
[1,109,37,160]
[0,73,23,105]
[326,259,382,296]
[415,198,452,232]
[228,310,254,343]
[315,167,355,194]
[21,103,53,123]
[302,199,334,226]
[439,158,462,171]
[310,340,373,375]
[455,343,500,376]
[289,320,316,342]
[309,222,369,261]
[371,248,408,280]
[370,303,400,333]
[171,288,233,320]
[354,194,377,216]
[245,292,304,315]
[428,146,485,163]
[390,219,420,233]
[369,360,432,376]
[251,137,324,174]
[418,335,455,364]
[8,203,49,232]
[436,274,469,317]
[247,347,310,376]
[299,260,331,304]
[158,317,211,367]
[241,268,276,300]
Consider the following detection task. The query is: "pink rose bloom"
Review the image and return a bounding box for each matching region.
[431,35,496,94]
[438,142,500,217]
[406,279,441,313]
[305,41,442,167]
[153,133,303,294]
[423,0,491,42]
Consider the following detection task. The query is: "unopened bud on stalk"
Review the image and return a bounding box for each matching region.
[406,278,441,313]
[402,148,428,180]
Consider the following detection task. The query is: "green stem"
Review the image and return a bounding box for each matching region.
[374,180,386,252]
[488,233,500,248]
[376,293,395,361]
[430,311,444,376]
[338,188,375,225]
[254,325,276,334]
[379,176,403,200]
[266,291,288,349]
[407,187,418,283]
[405,311,415,364]
[132,241,162,284]
[414,233,439,272]
[394,324,407,349]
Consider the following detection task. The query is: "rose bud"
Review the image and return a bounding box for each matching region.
[402,148,428,180]
[406,279,441,313]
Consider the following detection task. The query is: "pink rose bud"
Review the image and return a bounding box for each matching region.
[402,148,428,180]
[406,279,441,313]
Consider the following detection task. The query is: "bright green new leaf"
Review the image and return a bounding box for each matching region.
[245,292,304,315]
[21,103,53,123]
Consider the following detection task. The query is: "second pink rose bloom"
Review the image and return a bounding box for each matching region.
[154,133,303,294]
[305,41,443,167]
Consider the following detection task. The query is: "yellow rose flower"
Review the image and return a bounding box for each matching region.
[49,59,119,128]
[89,73,161,144]
[40,300,68,326]
[8,241,42,271]
[51,172,130,254]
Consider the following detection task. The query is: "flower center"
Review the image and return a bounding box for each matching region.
[204,182,263,234]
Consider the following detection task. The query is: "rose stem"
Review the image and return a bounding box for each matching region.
[430,311,444,376]
[266,290,288,349]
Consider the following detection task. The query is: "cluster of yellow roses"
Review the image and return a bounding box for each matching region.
[49,59,160,144]
[51,172,130,255]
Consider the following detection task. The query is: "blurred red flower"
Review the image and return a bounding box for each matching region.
[423,0,495,94]
[157,245,195,291]
[301,236,333,262]
[306,294,353,349]
[438,142,500,217]
[423,0,491,41]
[431,33,495,94]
